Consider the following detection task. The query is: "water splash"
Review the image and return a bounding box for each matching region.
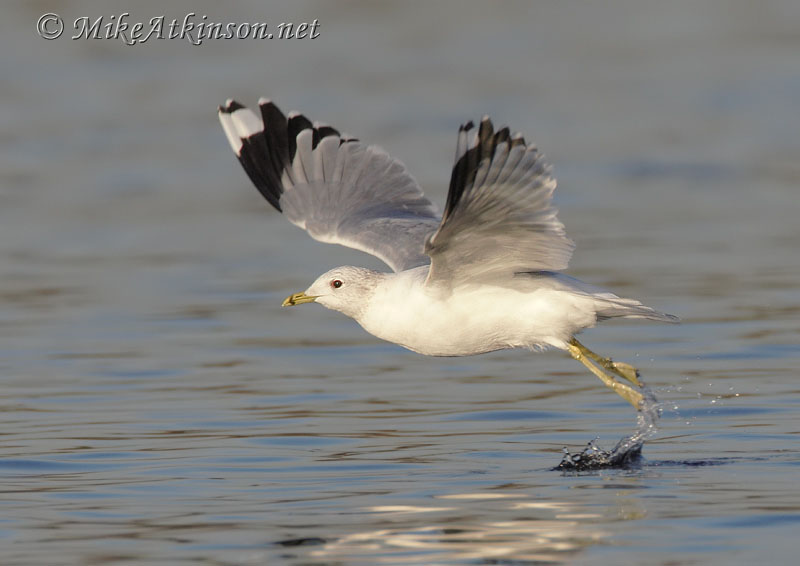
[557,382,662,471]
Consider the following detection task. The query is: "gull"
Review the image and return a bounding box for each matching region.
[218,99,678,409]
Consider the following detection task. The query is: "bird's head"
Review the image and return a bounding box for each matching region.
[282,266,385,319]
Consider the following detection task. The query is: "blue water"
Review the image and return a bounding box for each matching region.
[2,1,800,564]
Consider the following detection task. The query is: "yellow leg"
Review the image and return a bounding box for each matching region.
[568,337,641,387]
[567,341,644,409]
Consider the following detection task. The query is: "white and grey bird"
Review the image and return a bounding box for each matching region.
[218,99,678,409]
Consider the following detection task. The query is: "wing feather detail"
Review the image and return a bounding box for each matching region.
[219,99,441,272]
[425,117,574,286]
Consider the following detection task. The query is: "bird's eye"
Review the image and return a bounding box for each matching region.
[331,279,343,289]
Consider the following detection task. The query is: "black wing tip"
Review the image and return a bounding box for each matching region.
[494,126,511,146]
[220,98,288,213]
[220,99,245,113]
[478,116,494,136]
[221,98,351,212]
[286,112,313,160]
[287,111,312,127]
[313,125,341,149]
[510,132,526,148]
[285,111,348,152]
[444,115,532,220]
[470,116,533,155]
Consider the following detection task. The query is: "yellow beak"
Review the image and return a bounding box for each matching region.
[282,291,318,307]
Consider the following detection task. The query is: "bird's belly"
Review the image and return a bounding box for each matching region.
[358,285,588,357]
[387,318,510,357]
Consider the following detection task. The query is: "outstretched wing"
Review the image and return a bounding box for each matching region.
[219,99,441,272]
[424,117,575,286]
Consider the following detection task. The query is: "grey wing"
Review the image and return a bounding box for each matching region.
[219,99,441,272]
[424,116,575,285]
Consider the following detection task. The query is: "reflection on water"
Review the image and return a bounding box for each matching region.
[3,0,800,564]
[308,496,611,564]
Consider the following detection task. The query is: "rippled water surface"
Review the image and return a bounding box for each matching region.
[3,1,800,564]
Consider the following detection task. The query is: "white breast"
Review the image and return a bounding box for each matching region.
[356,269,596,356]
